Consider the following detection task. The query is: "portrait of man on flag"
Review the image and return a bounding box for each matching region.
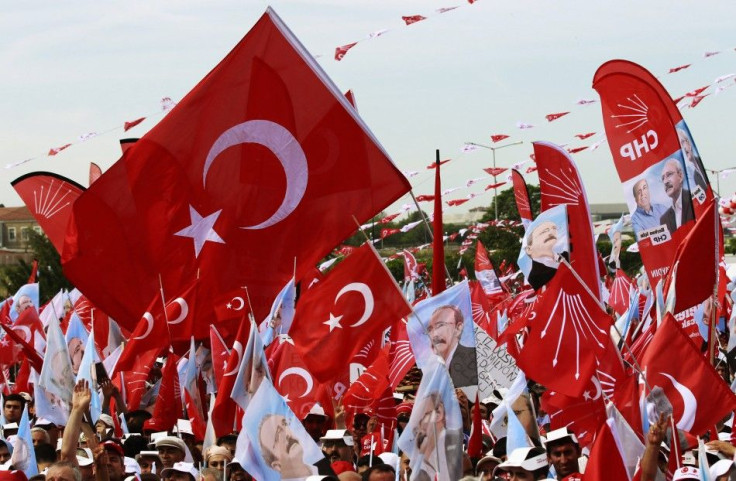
[406,281,478,390]
[675,120,708,204]
[238,380,325,481]
[397,357,463,481]
[517,205,569,291]
[626,155,693,240]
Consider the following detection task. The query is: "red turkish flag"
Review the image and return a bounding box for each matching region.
[608,269,634,316]
[446,198,470,207]
[663,200,720,314]
[123,117,146,131]
[640,313,736,435]
[545,111,570,122]
[48,143,71,156]
[113,297,170,375]
[566,146,588,154]
[490,134,509,143]
[335,42,358,61]
[484,182,506,190]
[209,325,230,391]
[380,228,400,239]
[402,15,426,25]
[379,213,400,224]
[266,335,333,420]
[483,167,507,177]
[61,9,410,340]
[11,172,86,254]
[145,352,180,432]
[165,279,200,342]
[516,263,613,397]
[211,319,250,437]
[575,132,596,140]
[668,64,691,73]
[290,243,411,383]
[415,194,434,202]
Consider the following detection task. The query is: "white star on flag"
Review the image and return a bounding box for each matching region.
[175,205,225,258]
[324,313,343,332]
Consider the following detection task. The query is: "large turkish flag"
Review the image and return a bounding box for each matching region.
[61,8,410,338]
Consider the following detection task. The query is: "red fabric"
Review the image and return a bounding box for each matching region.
[545,111,570,122]
[469,281,495,339]
[145,353,180,432]
[516,263,612,397]
[113,297,169,374]
[609,269,634,316]
[510,169,533,224]
[165,279,200,342]
[61,10,411,340]
[467,393,483,458]
[11,172,85,254]
[388,319,415,390]
[490,134,509,143]
[663,200,719,314]
[11,360,31,394]
[123,117,146,131]
[541,389,605,449]
[484,167,507,177]
[211,319,250,437]
[534,141,602,300]
[584,422,629,481]
[640,314,736,435]
[209,325,230,391]
[89,162,103,185]
[402,15,426,25]
[343,346,390,415]
[432,154,446,295]
[290,243,411,383]
[185,390,207,440]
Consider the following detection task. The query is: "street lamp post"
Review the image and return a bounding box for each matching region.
[705,167,736,196]
[464,140,524,220]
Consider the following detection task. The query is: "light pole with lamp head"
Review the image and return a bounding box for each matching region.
[463,140,524,220]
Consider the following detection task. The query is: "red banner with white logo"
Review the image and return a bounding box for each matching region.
[593,60,713,287]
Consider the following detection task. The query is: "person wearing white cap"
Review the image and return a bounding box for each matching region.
[493,447,549,480]
[135,451,163,474]
[710,459,736,481]
[671,466,700,480]
[155,437,187,469]
[544,427,581,479]
[319,430,354,465]
[301,403,328,443]
[160,462,199,481]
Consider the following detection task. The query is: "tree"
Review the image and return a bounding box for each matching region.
[0,231,74,304]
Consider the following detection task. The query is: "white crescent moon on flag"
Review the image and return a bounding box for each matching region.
[202,119,308,230]
[528,311,537,321]
[167,298,188,325]
[661,373,696,432]
[231,297,245,311]
[590,376,602,400]
[13,326,32,343]
[335,282,374,327]
[278,367,314,398]
[223,341,243,377]
[133,313,155,340]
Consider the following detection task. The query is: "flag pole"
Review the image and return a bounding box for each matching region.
[709,200,721,366]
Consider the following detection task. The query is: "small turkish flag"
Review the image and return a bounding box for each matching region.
[335,42,358,61]
[483,167,507,177]
[211,319,250,437]
[574,132,596,140]
[165,279,200,342]
[209,325,230,390]
[123,117,146,131]
[402,15,426,25]
[668,64,691,73]
[640,313,736,435]
[545,111,570,122]
[490,134,509,143]
[516,262,613,397]
[415,194,434,202]
[290,243,412,383]
[113,296,169,375]
[446,198,470,207]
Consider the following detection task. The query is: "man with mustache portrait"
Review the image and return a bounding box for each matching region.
[659,157,694,234]
[427,305,477,388]
[524,220,569,291]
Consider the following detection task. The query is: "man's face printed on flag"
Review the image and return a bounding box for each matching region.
[414,392,446,458]
[525,221,558,260]
[427,306,463,361]
[258,414,311,478]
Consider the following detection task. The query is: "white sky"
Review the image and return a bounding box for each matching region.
[2,1,736,218]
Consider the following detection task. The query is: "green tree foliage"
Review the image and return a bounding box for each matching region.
[0,231,74,304]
